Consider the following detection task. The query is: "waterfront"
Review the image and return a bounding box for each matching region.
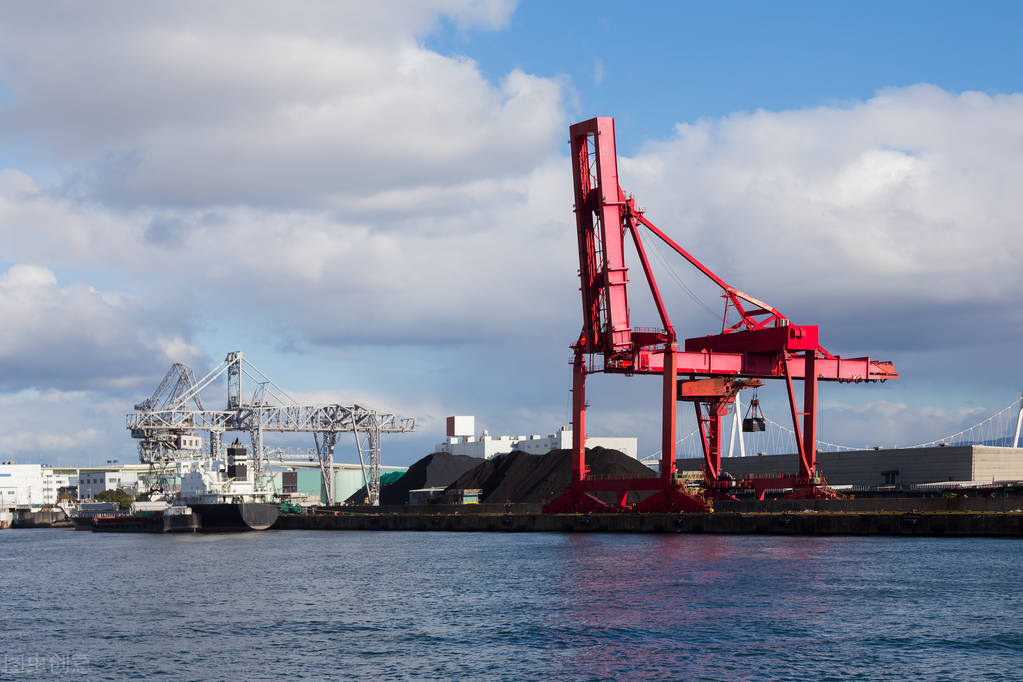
[2,530,1021,680]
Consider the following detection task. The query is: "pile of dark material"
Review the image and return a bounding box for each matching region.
[345,452,484,505]
[445,447,654,505]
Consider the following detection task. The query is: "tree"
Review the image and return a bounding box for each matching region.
[95,489,133,510]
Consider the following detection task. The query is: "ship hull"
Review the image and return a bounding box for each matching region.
[91,513,200,533]
[188,502,280,532]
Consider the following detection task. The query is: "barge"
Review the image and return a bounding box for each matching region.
[92,502,200,533]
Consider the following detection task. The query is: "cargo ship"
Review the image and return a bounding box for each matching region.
[91,501,200,533]
[0,510,12,529]
[176,445,279,531]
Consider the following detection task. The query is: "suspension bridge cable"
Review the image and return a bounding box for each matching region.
[762,417,862,451]
[899,395,1023,448]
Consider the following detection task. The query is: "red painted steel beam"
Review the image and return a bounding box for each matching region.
[685,326,819,354]
[802,352,818,481]
[569,117,631,355]
[661,343,678,484]
[613,348,897,382]
[570,351,587,486]
[575,477,681,492]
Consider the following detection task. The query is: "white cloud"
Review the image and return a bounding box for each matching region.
[816,399,993,449]
[0,388,132,461]
[0,428,102,456]
[0,1,552,208]
[0,264,205,391]
[621,85,1023,334]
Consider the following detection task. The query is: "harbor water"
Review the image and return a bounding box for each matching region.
[1,529,1021,680]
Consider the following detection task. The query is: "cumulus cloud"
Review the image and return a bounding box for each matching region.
[0,427,103,457]
[0,1,554,208]
[620,85,1023,355]
[0,388,131,461]
[816,399,994,449]
[0,264,205,391]
[0,162,578,347]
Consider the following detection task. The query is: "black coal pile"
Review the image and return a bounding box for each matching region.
[445,447,654,505]
[345,452,484,505]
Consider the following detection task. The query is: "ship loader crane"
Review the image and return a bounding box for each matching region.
[544,117,897,514]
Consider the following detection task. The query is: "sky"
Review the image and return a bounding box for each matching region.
[1,1,1022,466]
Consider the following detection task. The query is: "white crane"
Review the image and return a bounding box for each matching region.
[127,351,415,505]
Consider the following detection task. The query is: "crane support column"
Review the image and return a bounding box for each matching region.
[695,403,727,482]
[802,351,818,482]
[661,344,678,484]
[571,350,587,485]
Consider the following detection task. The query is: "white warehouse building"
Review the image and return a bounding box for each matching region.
[0,463,69,508]
[78,469,139,501]
[436,416,638,460]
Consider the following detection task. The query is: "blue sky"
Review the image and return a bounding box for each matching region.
[430,2,1023,144]
[0,1,1021,466]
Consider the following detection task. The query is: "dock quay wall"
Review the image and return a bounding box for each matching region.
[276,511,1023,537]
[12,509,70,528]
[332,496,1023,516]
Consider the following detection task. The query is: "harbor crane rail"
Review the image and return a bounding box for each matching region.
[127,352,414,506]
[545,117,897,513]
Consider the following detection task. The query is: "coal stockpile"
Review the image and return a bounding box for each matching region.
[446,447,655,505]
[345,452,484,505]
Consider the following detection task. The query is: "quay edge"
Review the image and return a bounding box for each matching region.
[274,511,1023,537]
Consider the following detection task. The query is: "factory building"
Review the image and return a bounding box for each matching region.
[77,469,140,500]
[436,416,638,460]
[676,445,1023,488]
[0,463,69,508]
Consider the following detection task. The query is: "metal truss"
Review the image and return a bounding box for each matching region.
[127,351,414,506]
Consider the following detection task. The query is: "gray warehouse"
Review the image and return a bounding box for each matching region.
[677,445,1023,488]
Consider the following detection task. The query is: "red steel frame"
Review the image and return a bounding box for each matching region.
[544,117,898,514]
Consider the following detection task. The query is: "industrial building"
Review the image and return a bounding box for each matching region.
[78,469,140,500]
[436,416,638,460]
[0,463,69,508]
[5,459,408,507]
[274,464,407,504]
[676,445,1023,488]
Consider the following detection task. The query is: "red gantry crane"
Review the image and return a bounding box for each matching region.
[544,117,898,514]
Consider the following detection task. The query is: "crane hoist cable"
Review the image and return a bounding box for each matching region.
[644,229,719,321]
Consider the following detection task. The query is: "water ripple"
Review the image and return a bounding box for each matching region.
[0,530,1021,680]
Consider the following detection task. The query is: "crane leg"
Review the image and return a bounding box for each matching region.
[542,349,609,513]
[801,351,818,483]
[572,350,587,485]
[697,399,737,501]
[660,343,678,485]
